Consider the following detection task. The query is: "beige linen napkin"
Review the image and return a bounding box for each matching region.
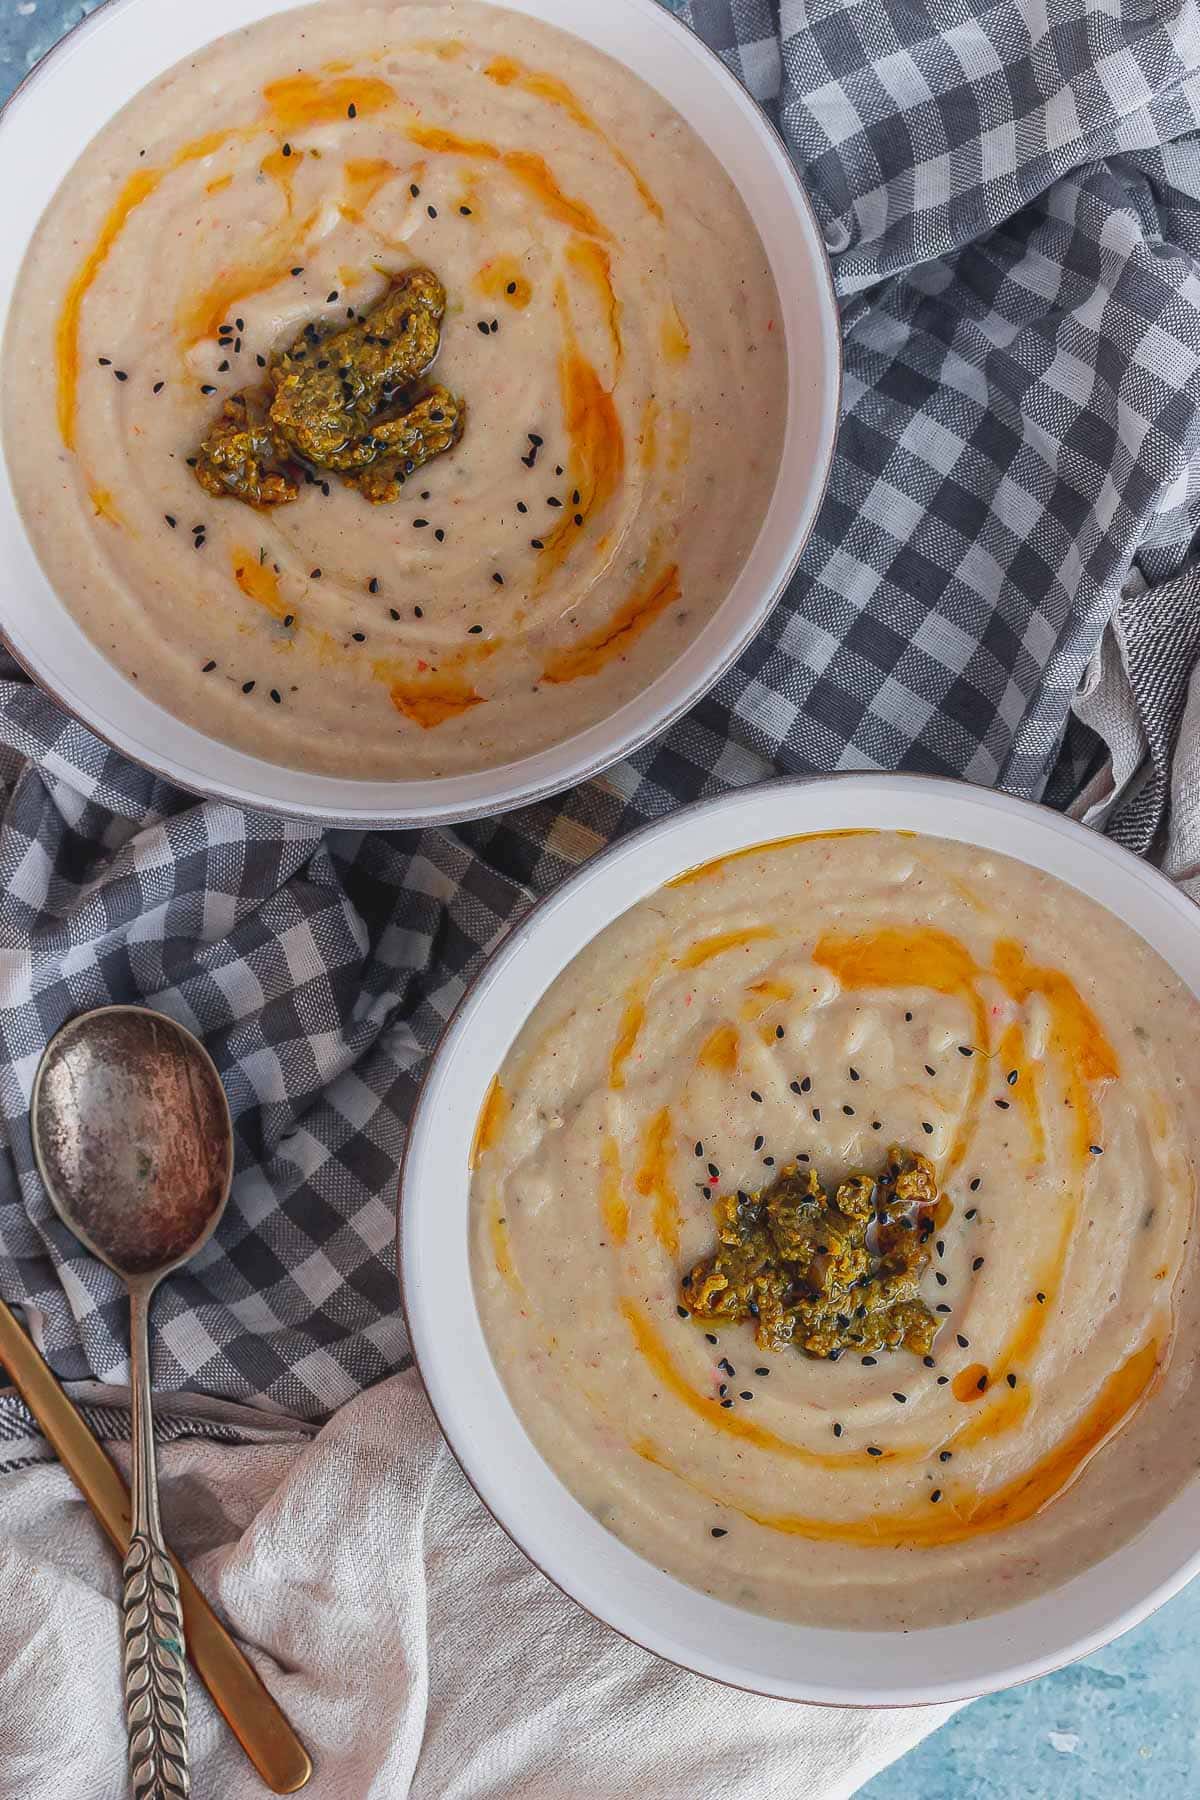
[0,1368,955,1799]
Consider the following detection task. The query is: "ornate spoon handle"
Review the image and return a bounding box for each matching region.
[123,1281,189,1799]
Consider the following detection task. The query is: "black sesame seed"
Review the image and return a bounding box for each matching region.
[506,280,517,293]
[115,369,129,381]
[477,320,491,336]
[492,571,504,585]
[164,514,176,528]
[490,319,499,332]
[958,1044,974,1057]
[434,529,445,542]
[789,1081,802,1095]
[956,1333,969,1348]
[929,1489,942,1503]
[905,1011,913,1021]
[755,1366,769,1376]
[866,1446,883,1457]
[872,1120,882,1130]
[695,1142,703,1157]
[720,1399,733,1409]
[310,567,322,579]
[976,1374,988,1391]
[833,1422,843,1437]
[530,537,544,549]
[352,632,366,643]
[517,500,528,513]
[410,183,420,197]
[965,1207,977,1220]
[937,1374,949,1383]
[291,266,304,276]
[893,1392,907,1404]
[201,659,216,673]
[574,513,584,526]
[427,204,438,218]
[862,1355,877,1367]
[413,519,428,529]
[547,495,562,507]
[969,1177,981,1192]
[327,290,339,303]
[390,608,401,621]
[711,1527,727,1537]
[705,1333,717,1345]
[283,614,295,629]
[750,1090,763,1104]
[270,688,282,704]
[1007,1069,1019,1086]
[935,1271,947,1286]
[1007,1372,1018,1388]
[242,679,255,693]
[925,1064,936,1077]
[98,356,111,366]
[973,1256,985,1271]
[718,1383,727,1397]
[218,359,230,372]
[468,624,483,635]
[935,1303,952,1314]
[707,1163,719,1179]
[753,1135,764,1151]
[842,1104,855,1116]
[153,380,165,393]
[348,102,357,118]
[1036,1291,1046,1303]
[923,1354,936,1368]
[676,1305,688,1319]
[282,143,292,157]
[939,1450,952,1462]
[922,1121,934,1135]
[718,1358,734,1376]
[995,1098,1010,1110]
[776,1025,785,1039]
[1089,1144,1104,1155]
[199,382,215,394]
[936,1239,945,1257]
[812,1108,822,1122]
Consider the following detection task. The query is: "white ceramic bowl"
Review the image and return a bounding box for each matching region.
[401,774,1200,1706]
[0,0,839,827]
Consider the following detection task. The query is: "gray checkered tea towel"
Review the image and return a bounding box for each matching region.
[5,0,1200,1435]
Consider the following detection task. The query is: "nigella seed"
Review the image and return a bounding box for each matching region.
[368,577,380,594]
[459,204,472,215]
[98,357,111,366]
[935,1303,952,1314]
[291,265,304,276]
[1036,1291,1046,1303]
[352,632,366,643]
[493,572,504,585]
[348,102,357,118]
[201,659,216,673]
[939,1450,952,1462]
[995,1098,1010,1110]
[705,1333,717,1345]
[842,1104,855,1116]
[969,1177,982,1191]
[1007,1069,1018,1086]
[720,1399,733,1409]
[282,143,292,157]
[958,1044,973,1056]
[164,514,176,528]
[937,1373,949,1382]
[893,1392,907,1404]
[283,614,295,628]
[718,1358,734,1376]
[410,183,420,197]
[1089,1144,1104,1155]
[905,1011,913,1021]
[1007,1372,1018,1389]
[427,204,438,218]
[956,1333,969,1348]
[327,290,339,303]
[922,1121,933,1135]
[710,1527,728,1537]
[530,537,544,549]
[517,500,528,513]
[866,1446,883,1457]
[936,1239,945,1257]
[976,1374,988,1391]
[707,1163,719,1179]
[929,1490,942,1504]
[413,519,428,529]
[935,1271,947,1286]
[477,320,491,336]
[115,369,129,381]
[789,1081,802,1095]
[490,319,499,333]
[153,380,165,393]
[753,1135,764,1151]
[973,1256,985,1271]
[434,529,445,542]
[310,567,322,579]
[390,608,401,621]
[965,1207,977,1220]
[801,1075,812,1093]
[923,1355,935,1368]
[812,1107,821,1122]
[468,624,483,635]
[506,280,517,293]
[242,679,255,693]
[574,513,583,526]
[218,359,229,372]
[833,1422,843,1437]
[872,1120,882,1130]
[718,1384,727,1398]
[861,1355,877,1367]
[755,1366,769,1376]
[270,689,282,705]
[776,1025,785,1039]
[694,1142,703,1157]
[199,382,215,394]
[750,1090,763,1103]
[676,1305,688,1319]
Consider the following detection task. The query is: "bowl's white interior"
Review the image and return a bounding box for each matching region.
[402,775,1200,1706]
[0,0,839,825]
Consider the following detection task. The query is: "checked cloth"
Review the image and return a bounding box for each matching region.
[5,0,1200,1432]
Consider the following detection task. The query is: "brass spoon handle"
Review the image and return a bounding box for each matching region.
[124,1282,189,1799]
[0,1298,311,1793]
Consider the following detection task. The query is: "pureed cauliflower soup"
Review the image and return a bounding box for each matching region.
[2,0,786,778]
[470,831,1200,1629]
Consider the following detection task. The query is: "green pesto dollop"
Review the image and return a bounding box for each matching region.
[681,1145,939,1359]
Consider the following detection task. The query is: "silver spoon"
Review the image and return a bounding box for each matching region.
[31,1005,233,1800]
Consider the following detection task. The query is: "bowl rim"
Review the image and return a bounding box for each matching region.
[0,0,842,828]
[398,771,1200,1706]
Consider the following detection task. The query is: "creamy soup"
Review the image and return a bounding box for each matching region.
[470,832,1200,1629]
[3,0,785,778]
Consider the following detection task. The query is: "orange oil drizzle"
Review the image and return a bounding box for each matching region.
[566,237,622,371]
[635,1109,679,1255]
[88,486,124,527]
[57,168,163,448]
[205,173,234,196]
[262,73,396,131]
[532,280,625,592]
[741,977,795,1021]
[675,926,776,971]
[232,550,290,622]
[406,123,609,238]
[661,301,691,362]
[474,254,532,308]
[470,1075,509,1169]
[667,830,888,889]
[609,982,650,1091]
[601,1137,628,1242]
[696,1023,739,1076]
[483,53,662,219]
[541,563,680,684]
[997,1020,1045,1164]
[338,156,397,222]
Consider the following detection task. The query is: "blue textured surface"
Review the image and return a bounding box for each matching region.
[2,3,1198,1795]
